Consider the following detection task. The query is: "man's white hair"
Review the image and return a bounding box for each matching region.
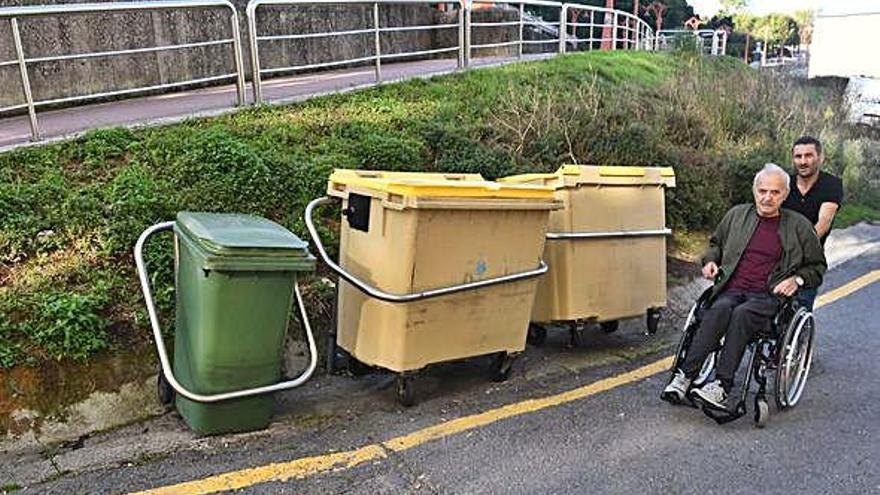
[753,163,790,192]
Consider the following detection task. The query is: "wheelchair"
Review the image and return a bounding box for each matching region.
[669,285,816,427]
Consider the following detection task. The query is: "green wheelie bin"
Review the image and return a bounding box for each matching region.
[135,212,317,435]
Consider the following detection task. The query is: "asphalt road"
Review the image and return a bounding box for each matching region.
[11,247,879,494]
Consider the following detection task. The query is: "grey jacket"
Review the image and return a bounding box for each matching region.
[701,203,826,298]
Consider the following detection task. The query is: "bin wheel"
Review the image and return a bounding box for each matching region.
[754,396,769,428]
[347,354,373,377]
[527,323,547,346]
[646,308,662,335]
[569,322,584,347]
[489,352,515,382]
[157,371,174,406]
[396,374,416,407]
[600,320,620,334]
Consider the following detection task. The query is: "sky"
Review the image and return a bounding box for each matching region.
[688,0,880,17]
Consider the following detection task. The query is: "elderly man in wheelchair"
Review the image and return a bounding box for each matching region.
[662,163,826,426]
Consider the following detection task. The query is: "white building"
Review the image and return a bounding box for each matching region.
[809,8,879,79]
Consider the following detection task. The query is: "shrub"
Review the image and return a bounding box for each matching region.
[32,289,110,362]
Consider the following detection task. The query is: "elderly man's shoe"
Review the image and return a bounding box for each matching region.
[661,369,692,404]
[689,379,728,409]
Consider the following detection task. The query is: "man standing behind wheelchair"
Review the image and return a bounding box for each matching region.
[662,163,826,410]
[782,135,843,311]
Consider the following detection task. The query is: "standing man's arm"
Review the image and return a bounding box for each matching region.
[815,202,839,239]
[815,176,844,239]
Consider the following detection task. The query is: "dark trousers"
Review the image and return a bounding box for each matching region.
[681,292,779,391]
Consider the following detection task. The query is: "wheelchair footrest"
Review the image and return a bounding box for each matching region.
[696,398,747,425]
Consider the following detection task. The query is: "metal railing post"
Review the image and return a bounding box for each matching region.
[589,10,594,50]
[634,19,640,50]
[246,3,263,104]
[465,0,471,67]
[611,11,617,50]
[373,2,381,82]
[558,4,566,53]
[10,17,40,141]
[228,8,246,105]
[518,2,524,59]
[457,0,465,68]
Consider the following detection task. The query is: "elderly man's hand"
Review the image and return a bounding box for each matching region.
[702,262,719,280]
[773,276,799,297]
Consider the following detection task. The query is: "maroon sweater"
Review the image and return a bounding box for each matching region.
[726,215,782,294]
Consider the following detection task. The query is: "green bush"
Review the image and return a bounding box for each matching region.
[32,289,111,362]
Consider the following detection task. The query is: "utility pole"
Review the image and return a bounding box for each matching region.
[632,0,639,48]
[601,0,615,50]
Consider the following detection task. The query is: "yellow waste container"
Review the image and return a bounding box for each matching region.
[305,169,560,405]
[499,165,675,345]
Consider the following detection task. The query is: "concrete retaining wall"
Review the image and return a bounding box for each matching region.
[0,1,551,110]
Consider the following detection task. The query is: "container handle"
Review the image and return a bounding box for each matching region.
[546,228,672,240]
[134,222,317,403]
[304,196,548,303]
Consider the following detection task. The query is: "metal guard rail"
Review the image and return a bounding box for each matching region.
[134,221,318,403]
[246,0,655,104]
[0,0,247,142]
[305,196,548,303]
[546,228,671,240]
[246,0,466,103]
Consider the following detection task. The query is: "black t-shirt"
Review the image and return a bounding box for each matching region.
[782,170,843,245]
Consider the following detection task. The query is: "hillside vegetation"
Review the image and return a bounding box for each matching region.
[1,50,877,368]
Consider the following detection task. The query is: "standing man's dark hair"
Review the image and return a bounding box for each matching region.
[792,135,823,155]
[782,135,843,310]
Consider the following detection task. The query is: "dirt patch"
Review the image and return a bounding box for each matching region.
[667,256,700,284]
[0,346,156,436]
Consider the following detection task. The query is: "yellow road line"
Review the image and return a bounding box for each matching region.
[814,270,880,309]
[132,269,879,495]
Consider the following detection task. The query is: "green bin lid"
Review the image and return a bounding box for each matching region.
[174,212,315,272]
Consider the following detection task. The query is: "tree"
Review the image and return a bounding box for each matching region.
[719,0,747,15]
[643,1,667,33]
[792,9,814,46]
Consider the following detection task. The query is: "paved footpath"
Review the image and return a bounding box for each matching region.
[0,55,551,151]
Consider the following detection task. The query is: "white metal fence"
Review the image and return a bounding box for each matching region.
[0,0,247,141]
[246,0,657,104]
[656,29,728,56]
[0,0,669,140]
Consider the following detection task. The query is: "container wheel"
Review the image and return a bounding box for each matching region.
[646,308,662,335]
[157,370,174,406]
[346,354,373,377]
[396,374,416,407]
[569,322,584,347]
[754,397,769,428]
[600,320,620,334]
[527,323,547,346]
[489,352,515,382]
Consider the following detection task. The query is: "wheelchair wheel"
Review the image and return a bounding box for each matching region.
[775,309,815,409]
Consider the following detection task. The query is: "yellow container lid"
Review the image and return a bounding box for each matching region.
[499,165,676,188]
[327,169,558,201]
